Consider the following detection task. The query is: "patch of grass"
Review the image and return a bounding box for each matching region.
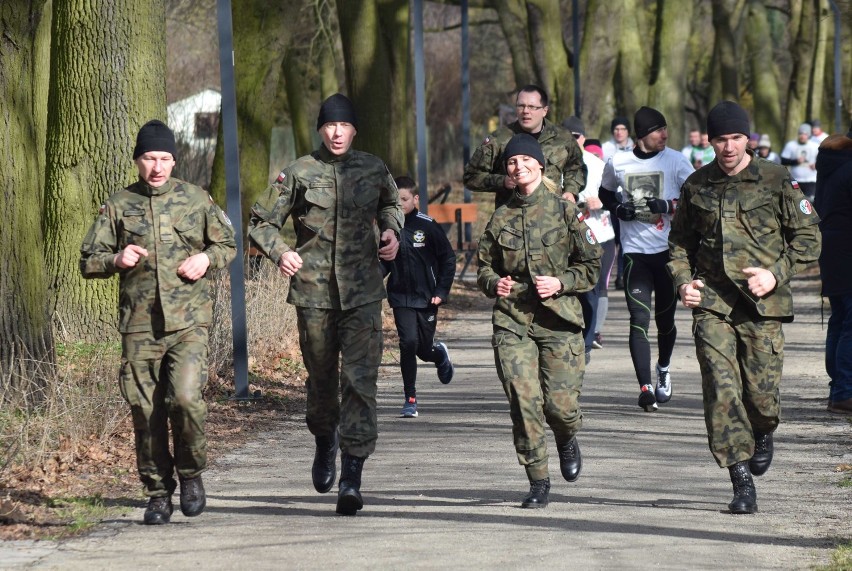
[45,495,125,538]
[839,477,852,488]
[814,541,852,571]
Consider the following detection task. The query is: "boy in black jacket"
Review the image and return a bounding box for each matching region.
[383,177,456,417]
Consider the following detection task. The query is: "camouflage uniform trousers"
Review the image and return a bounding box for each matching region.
[692,304,783,468]
[119,326,209,497]
[491,310,585,482]
[297,301,383,458]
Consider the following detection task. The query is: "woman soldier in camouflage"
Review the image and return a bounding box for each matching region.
[477,133,601,508]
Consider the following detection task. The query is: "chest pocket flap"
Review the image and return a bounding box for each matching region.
[497,226,524,250]
[739,192,779,233]
[305,186,334,209]
[541,226,567,246]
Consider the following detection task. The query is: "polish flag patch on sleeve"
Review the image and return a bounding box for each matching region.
[791,180,800,190]
[276,171,286,183]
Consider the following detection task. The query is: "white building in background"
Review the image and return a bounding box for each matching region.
[167,88,221,149]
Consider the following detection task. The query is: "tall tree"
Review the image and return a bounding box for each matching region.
[647,0,694,148]
[0,0,54,395]
[785,0,817,138]
[578,0,620,137]
[209,0,291,226]
[525,0,573,120]
[337,0,413,176]
[709,0,744,105]
[808,0,830,123]
[42,0,168,342]
[746,0,783,146]
[492,0,535,89]
[617,0,650,118]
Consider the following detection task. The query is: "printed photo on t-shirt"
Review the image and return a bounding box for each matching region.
[624,171,663,224]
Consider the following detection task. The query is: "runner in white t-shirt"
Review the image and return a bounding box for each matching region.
[599,106,694,412]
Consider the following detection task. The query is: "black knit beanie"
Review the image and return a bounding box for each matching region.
[706,101,750,140]
[610,116,630,133]
[562,116,585,136]
[133,120,177,160]
[634,107,667,140]
[503,133,545,168]
[316,93,358,131]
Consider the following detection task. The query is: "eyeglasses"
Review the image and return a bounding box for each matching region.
[515,104,545,111]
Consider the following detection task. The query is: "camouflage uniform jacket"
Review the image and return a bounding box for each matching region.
[463,119,586,198]
[80,177,237,333]
[668,152,821,320]
[477,185,601,334]
[248,145,403,310]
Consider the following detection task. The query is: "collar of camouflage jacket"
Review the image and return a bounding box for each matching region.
[317,144,352,163]
[136,177,175,196]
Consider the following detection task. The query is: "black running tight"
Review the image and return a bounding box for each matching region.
[623,251,678,387]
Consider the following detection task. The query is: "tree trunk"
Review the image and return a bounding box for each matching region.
[785,0,817,139]
[492,0,534,89]
[42,0,167,342]
[808,0,829,123]
[524,0,572,120]
[617,0,650,118]
[209,0,290,228]
[746,0,783,147]
[709,0,741,104]
[647,0,694,148]
[579,0,620,137]
[337,0,412,176]
[283,47,314,159]
[0,0,54,396]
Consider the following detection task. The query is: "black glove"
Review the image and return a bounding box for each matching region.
[615,201,636,221]
[645,197,674,214]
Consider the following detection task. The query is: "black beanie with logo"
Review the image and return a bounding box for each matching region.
[633,107,667,140]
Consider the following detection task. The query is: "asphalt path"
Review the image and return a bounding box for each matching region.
[3,274,850,570]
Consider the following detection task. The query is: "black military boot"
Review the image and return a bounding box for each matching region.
[557,437,582,482]
[521,478,550,509]
[728,461,758,514]
[312,431,339,493]
[749,432,774,476]
[179,475,206,517]
[336,453,365,516]
[143,495,174,525]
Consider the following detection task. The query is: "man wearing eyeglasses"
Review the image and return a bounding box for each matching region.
[464,85,585,207]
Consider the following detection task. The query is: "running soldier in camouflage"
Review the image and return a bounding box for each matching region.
[248,94,402,516]
[80,120,236,525]
[464,85,586,207]
[667,101,821,514]
[478,133,600,509]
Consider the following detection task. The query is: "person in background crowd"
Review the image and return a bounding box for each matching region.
[563,117,617,362]
[382,176,456,419]
[599,107,693,412]
[756,134,781,164]
[669,101,820,514]
[780,123,820,201]
[814,124,852,414]
[477,133,600,509]
[464,84,585,207]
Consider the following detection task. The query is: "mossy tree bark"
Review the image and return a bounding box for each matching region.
[0,0,54,396]
[785,0,817,139]
[42,0,167,342]
[746,0,783,148]
[578,0,620,137]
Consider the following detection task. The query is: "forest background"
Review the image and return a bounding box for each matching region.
[2,0,852,532]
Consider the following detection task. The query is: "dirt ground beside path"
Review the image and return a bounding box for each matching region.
[2,273,850,570]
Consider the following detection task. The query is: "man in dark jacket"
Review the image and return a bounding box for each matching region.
[815,125,852,414]
[383,177,456,418]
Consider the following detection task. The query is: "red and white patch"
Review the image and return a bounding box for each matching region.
[585,228,597,245]
[799,199,813,215]
[276,171,286,183]
[98,204,105,215]
[791,180,800,190]
[482,136,491,145]
[576,212,585,222]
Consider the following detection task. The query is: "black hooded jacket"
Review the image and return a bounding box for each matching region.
[382,209,456,308]
[814,132,852,296]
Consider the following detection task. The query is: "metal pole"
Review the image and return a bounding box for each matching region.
[413,0,429,212]
[829,0,843,133]
[216,0,253,400]
[461,0,472,244]
[572,0,580,117]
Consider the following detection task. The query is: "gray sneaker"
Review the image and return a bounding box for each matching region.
[434,342,454,384]
[655,364,672,404]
